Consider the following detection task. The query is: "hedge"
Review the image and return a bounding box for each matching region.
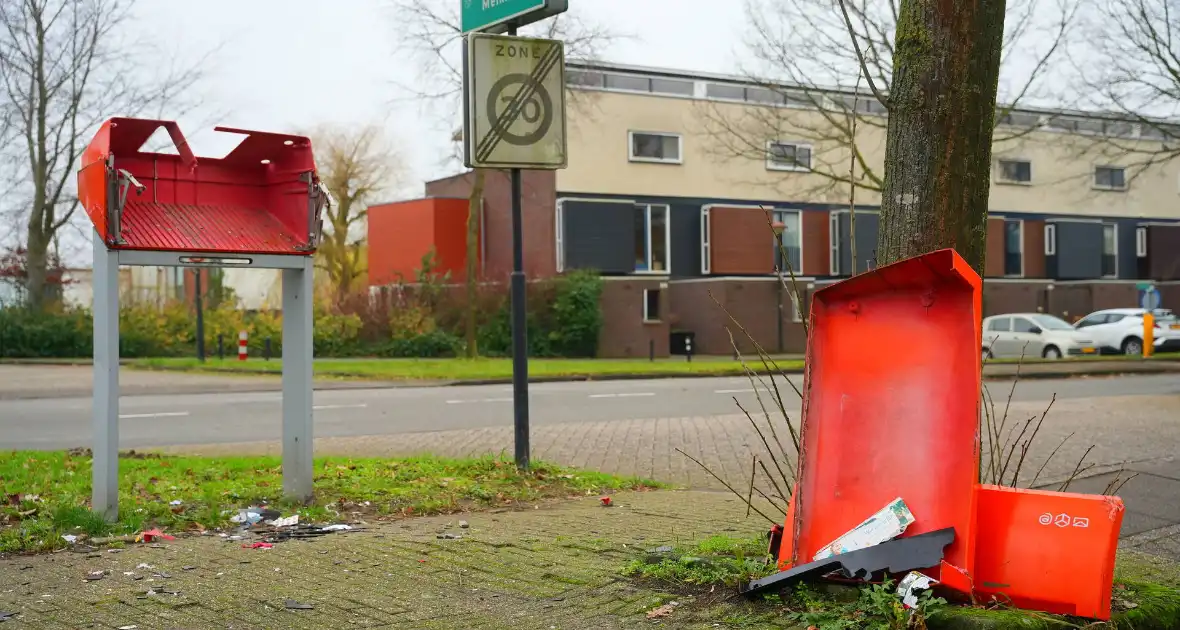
[0,271,604,360]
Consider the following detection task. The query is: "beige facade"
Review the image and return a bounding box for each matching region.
[557,62,1180,221]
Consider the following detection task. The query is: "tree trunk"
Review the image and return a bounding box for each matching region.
[23,221,49,310]
[464,170,486,358]
[876,0,1006,277]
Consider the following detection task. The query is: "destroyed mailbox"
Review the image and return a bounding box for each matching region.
[77,118,329,520]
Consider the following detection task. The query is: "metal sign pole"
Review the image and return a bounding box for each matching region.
[506,25,532,471]
[194,270,205,362]
[91,230,121,520]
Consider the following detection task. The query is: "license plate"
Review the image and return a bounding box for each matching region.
[1080,347,1096,354]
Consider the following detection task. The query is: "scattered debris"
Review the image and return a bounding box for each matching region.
[741,528,955,597]
[242,542,273,550]
[84,570,105,582]
[648,545,674,554]
[600,496,612,507]
[116,626,137,630]
[646,601,679,619]
[169,500,182,506]
[135,563,154,570]
[458,520,470,529]
[269,515,299,527]
[320,524,352,532]
[284,599,314,610]
[61,534,78,544]
[437,533,463,540]
[182,566,196,571]
[137,529,175,543]
[813,498,915,561]
[897,571,938,609]
[0,611,17,622]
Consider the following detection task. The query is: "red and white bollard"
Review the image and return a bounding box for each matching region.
[238,331,248,361]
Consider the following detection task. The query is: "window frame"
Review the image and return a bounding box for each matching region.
[642,288,661,322]
[987,317,1012,332]
[996,158,1032,185]
[554,200,565,273]
[765,140,813,172]
[634,203,672,274]
[1044,224,1057,256]
[1002,218,1024,277]
[628,130,683,165]
[1093,165,1128,191]
[1101,222,1119,278]
[700,206,711,274]
[829,212,841,275]
[771,208,805,275]
[1137,226,1148,258]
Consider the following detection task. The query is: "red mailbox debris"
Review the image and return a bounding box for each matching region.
[973,484,1124,620]
[789,249,981,593]
[77,118,328,255]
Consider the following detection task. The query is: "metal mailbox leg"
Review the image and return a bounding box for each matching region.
[92,231,121,520]
[281,257,314,500]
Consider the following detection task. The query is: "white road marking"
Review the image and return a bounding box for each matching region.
[588,392,656,399]
[714,388,754,394]
[445,397,513,404]
[119,411,190,419]
[313,404,369,411]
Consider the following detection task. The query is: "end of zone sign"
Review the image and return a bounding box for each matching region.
[461,0,568,34]
[463,34,567,170]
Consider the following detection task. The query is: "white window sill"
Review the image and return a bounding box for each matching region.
[766,164,811,173]
[1092,185,1127,192]
[995,179,1032,186]
[629,156,682,165]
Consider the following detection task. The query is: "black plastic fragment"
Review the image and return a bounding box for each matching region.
[740,527,955,597]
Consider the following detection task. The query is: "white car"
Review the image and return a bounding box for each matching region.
[982,313,1097,360]
[1073,308,1180,355]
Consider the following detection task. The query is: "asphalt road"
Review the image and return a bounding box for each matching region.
[3,373,1179,451]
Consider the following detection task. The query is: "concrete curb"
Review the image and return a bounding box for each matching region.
[2,359,1178,400]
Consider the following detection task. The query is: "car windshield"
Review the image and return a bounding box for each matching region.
[1030,314,1075,331]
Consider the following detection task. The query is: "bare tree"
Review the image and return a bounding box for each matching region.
[0,0,208,310]
[697,0,1078,200]
[1067,0,1180,184]
[308,123,405,303]
[389,0,622,358]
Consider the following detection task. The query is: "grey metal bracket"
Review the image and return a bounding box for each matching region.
[297,171,331,251]
[104,155,144,246]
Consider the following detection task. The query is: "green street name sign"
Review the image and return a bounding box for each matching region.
[461,0,568,34]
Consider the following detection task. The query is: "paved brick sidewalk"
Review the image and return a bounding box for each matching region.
[0,491,768,630]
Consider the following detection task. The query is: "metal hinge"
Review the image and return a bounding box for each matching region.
[297,171,331,251]
[104,155,145,246]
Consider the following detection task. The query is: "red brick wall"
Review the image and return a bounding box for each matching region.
[802,211,830,276]
[1022,220,1046,278]
[425,170,556,281]
[667,278,807,355]
[709,206,774,275]
[598,278,670,358]
[985,217,1005,277]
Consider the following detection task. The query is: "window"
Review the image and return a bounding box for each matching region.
[987,317,1011,332]
[1075,314,1104,328]
[1044,224,1057,256]
[1105,313,1126,324]
[700,207,711,274]
[705,83,745,100]
[1030,314,1075,331]
[567,70,604,88]
[997,159,1031,183]
[650,78,694,96]
[555,201,565,272]
[643,289,661,322]
[1003,219,1023,276]
[629,131,682,164]
[1012,317,1039,334]
[634,204,670,272]
[1102,223,1118,277]
[1094,166,1126,190]
[746,87,783,105]
[772,209,803,274]
[767,141,812,171]
[604,73,649,92]
[1137,226,1148,258]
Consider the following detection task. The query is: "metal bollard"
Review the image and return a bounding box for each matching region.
[686,336,693,363]
[265,337,272,361]
[238,331,248,361]
[217,334,224,360]
[649,339,655,362]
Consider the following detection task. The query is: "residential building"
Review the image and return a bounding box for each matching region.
[368,61,1180,358]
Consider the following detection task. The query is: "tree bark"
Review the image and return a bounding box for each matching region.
[464,169,486,358]
[876,0,1006,276]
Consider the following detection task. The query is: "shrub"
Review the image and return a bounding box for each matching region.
[378,330,462,358]
[0,307,91,358]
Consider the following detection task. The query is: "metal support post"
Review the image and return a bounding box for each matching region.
[510,167,531,471]
[194,270,205,362]
[91,230,121,520]
[281,256,315,500]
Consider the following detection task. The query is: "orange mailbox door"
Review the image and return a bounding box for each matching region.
[973,484,1124,620]
[791,249,982,592]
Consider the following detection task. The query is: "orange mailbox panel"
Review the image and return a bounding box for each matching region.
[973,484,1124,620]
[791,249,982,592]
